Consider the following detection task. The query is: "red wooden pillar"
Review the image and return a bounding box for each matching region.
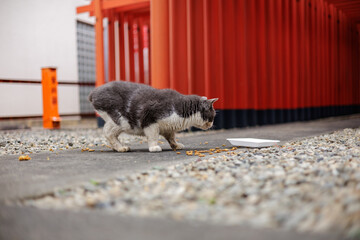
[108,10,116,82]
[137,17,145,84]
[203,0,210,98]
[350,23,355,107]
[142,17,151,85]
[186,0,193,94]
[310,0,317,114]
[320,0,326,109]
[151,0,170,89]
[338,9,346,106]
[209,0,224,110]
[221,0,237,127]
[191,0,205,97]
[257,0,270,123]
[132,20,139,82]
[318,0,323,110]
[267,0,278,123]
[342,12,347,107]
[332,7,338,109]
[323,1,330,114]
[235,0,247,110]
[169,0,188,93]
[354,25,358,107]
[337,11,343,107]
[94,0,105,87]
[117,13,126,81]
[330,3,336,109]
[127,14,135,82]
[304,0,311,118]
[222,0,236,110]
[291,0,299,118]
[354,24,360,105]
[349,21,354,106]
[315,0,322,113]
[298,0,306,119]
[247,0,258,111]
[348,19,353,106]
[275,0,284,122]
[356,25,360,105]
[283,0,292,120]
[345,16,349,106]
[344,16,349,106]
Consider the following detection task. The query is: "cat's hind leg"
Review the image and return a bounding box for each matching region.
[97,110,130,152]
[144,124,162,152]
[163,132,184,150]
[103,121,130,152]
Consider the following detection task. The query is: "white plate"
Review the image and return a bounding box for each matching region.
[227,138,280,148]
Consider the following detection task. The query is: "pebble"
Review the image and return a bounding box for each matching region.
[8,127,360,236]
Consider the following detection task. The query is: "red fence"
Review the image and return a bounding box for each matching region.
[78,0,360,129]
[107,11,150,84]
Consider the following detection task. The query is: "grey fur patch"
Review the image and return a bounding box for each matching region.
[88,81,217,129]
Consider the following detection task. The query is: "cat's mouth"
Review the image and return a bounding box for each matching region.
[199,122,213,130]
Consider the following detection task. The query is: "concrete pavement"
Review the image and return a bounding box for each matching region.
[0,204,341,240]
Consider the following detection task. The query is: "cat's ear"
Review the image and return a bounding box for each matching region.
[208,98,219,105]
[201,96,208,101]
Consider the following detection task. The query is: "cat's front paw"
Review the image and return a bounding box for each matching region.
[174,143,184,150]
[114,146,130,152]
[149,145,162,152]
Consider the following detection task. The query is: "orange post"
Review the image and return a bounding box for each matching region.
[41,67,61,129]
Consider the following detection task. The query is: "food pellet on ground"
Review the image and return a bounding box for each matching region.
[18,155,31,161]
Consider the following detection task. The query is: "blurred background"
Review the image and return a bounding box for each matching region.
[0,0,359,129]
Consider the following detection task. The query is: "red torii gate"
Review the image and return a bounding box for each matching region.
[77,0,360,129]
[77,0,151,87]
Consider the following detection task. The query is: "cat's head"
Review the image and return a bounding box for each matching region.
[197,97,219,130]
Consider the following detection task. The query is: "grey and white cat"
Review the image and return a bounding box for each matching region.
[89,81,218,152]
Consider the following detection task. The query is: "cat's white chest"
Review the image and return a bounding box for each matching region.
[158,113,183,132]
[158,112,202,133]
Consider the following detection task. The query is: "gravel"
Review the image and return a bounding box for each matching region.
[0,129,141,155]
[0,128,215,156]
[5,128,360,236]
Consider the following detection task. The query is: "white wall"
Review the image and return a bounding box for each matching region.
[0,0,94,117]
[0,83,42,117]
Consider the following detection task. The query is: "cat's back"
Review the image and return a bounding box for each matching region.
[90,81,153,101]
[89,81,151,111]
[90,81,140,99]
